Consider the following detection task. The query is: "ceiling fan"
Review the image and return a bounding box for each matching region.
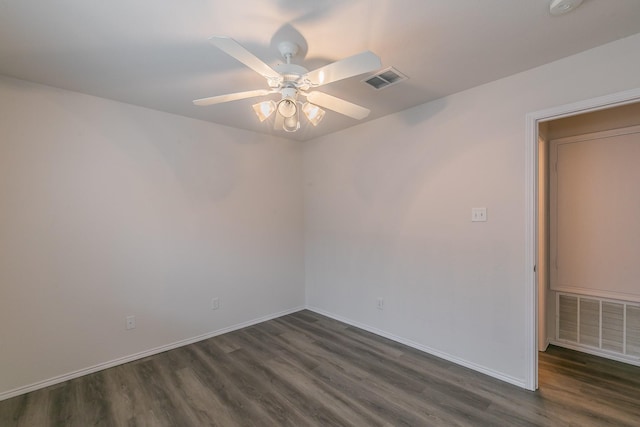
[193,36,382,132]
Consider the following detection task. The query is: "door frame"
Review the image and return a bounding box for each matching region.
[524,87,640,391]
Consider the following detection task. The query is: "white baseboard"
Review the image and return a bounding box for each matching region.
[539,338,550,352]
[0,306,305,402]
[548,340,640,367]
[1,304,530,401]
[306,306,527,389]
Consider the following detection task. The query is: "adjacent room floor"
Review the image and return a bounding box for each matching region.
[1,310,639,426]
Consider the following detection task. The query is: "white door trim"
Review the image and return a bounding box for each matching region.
[524,87,640,391]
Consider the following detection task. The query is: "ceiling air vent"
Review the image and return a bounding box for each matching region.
[362,67,407,90]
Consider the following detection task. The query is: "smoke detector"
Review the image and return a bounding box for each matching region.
[550,0,583,16]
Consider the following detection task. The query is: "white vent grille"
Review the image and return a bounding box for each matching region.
[579,298,599,347]
[558,294,577,341]
[628,306,640,357]
[602,302,624,353]
[362,67,408,90]
[556,293,640,363]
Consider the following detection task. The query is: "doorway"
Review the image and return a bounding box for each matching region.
[525,88,640,391]
[539,102,640,353]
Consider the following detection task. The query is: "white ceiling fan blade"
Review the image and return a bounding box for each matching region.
[306,91,370,120]
[305,51,381,87]
[209,36,281,80]
[193,89,271,106]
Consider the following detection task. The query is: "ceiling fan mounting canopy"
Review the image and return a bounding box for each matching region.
[193,35,382,131]
[278,41,300,60]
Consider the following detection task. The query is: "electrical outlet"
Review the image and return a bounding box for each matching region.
[471,207,487,222]
[126,315,136,330]
[377,298,384,310]
[211,297,220,310]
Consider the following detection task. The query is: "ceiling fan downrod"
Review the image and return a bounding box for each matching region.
[278,41,299,65]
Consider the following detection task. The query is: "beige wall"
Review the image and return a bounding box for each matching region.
[304,33,640,386]
[548,101,640,139]
[0,76,305,396]
[550,127,640,300]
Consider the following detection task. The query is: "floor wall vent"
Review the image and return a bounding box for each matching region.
[555,292,640,365]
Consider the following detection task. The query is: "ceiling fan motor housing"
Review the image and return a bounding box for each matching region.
[274,63,309,89]
[280,86,298,100]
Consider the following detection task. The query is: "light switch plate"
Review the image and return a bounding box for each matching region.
[471,207,487,222]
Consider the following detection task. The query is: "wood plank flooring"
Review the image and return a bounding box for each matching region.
[2,310,640,426]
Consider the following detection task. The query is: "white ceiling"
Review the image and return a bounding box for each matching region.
[1,0,640,141]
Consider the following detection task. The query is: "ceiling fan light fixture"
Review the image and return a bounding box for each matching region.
[277,97,298,118]
[302,102,325,126]
[252,100,276,122]
[283,114,300,132]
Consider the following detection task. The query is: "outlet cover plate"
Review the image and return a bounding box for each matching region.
[126,315,136,330]
[471,207,487,222]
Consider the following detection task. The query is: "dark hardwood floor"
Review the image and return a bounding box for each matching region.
[2,310,640,426]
